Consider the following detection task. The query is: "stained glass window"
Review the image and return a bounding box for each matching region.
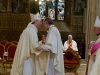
[57,0,65,20]
[39,0,46,19]
[39,0,65,20]
[48,0,55,20]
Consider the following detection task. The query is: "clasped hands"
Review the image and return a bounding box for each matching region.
[36,44,43,51]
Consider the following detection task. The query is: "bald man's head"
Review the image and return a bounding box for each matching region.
[68,35,73,42]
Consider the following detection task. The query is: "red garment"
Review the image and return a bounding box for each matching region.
[68,41,72,48]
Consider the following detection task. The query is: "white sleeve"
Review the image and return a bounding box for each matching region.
[63,41,68,51]
[96,48,100,60]
[41,44,52,51]
[72,41,78,51]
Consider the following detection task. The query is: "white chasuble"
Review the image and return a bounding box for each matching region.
[10,22,46,75]
[41,25,65,75]
[89,35,100,75]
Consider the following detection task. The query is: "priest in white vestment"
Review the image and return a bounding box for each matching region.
[10,11,47,75]
[40,17,65,75]
[63,34,78,51]
[85,41,95,75]
[86,16,100,75]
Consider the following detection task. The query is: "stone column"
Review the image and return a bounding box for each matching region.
[7,0,12,12]
[85,0,100,60]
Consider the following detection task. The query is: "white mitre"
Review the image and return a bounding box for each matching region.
[30,12,41,22]
[94,16,100,27]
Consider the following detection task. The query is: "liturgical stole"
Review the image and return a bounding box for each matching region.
[91,42,100,55]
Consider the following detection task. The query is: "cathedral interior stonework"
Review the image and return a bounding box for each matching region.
[2,0,100,75]
[0,0,87,59]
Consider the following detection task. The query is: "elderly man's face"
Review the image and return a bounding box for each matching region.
[94,27,100,35]
[68,36,72,42]
[36,20,43,28]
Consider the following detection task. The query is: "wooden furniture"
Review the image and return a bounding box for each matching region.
[11,41,18,45]
[5,42,13,52]
[0,44,5,74]
[0,40,8,46]
[6,44,17,73]
[64,48,81,75]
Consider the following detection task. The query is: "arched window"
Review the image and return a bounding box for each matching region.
[39,0,65,20]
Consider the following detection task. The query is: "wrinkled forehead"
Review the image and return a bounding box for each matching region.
[68,35,72,39]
